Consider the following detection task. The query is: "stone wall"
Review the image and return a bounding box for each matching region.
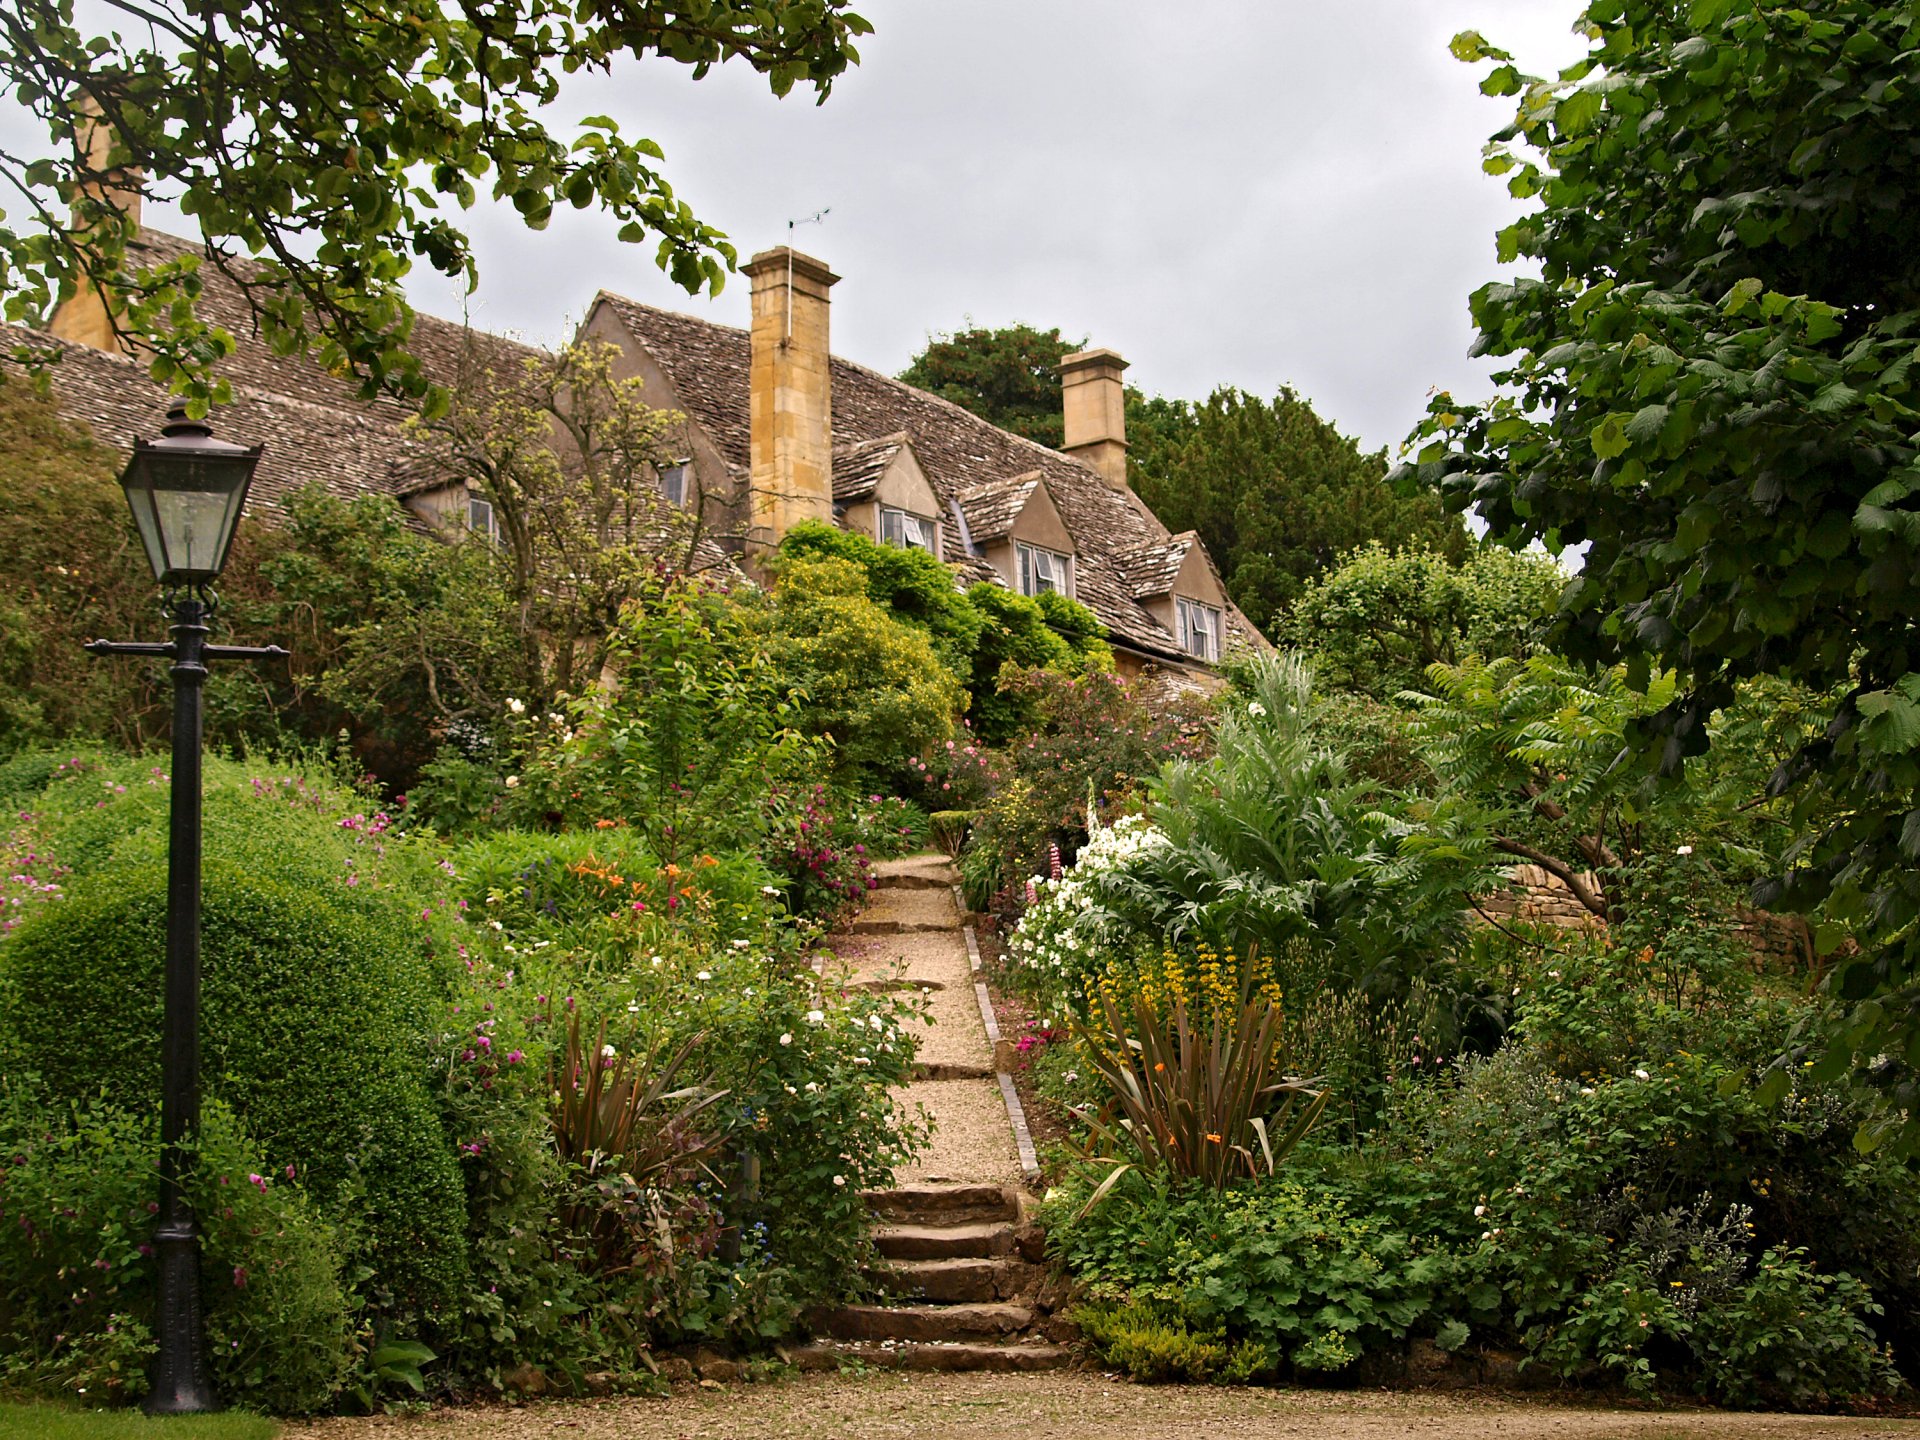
[1474,864,1813,967]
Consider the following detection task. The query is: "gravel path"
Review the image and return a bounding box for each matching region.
[818,858,1022,1187]
[284,1372,1920,1440]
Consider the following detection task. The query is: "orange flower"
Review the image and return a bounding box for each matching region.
[594,818,618,830]
[1153,1062,1166,1073]
[1206,1133,1223,1144]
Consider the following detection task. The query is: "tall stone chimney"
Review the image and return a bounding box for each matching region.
[743,246,838,554]
[1060,348,1129,488]
[50,95,143,353]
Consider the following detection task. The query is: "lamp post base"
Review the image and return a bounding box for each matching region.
[143,1222,219,1414]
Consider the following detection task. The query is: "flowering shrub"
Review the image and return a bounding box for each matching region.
[1003,813,1165,1018]
[763,781,878,922]
[0,1090,352,1413]
[959,667,1207,916]
[0,818,65,939]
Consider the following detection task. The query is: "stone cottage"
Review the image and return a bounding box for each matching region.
[17,220,1264,677]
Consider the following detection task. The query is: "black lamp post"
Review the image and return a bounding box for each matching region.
[85,402,286,1415]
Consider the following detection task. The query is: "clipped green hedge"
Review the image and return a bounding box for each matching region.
[1,851,468,1322]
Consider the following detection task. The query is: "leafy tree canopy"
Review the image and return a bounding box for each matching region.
[896,323,1085,450]
[1285,542,1567,697]
[1131,387,1469,635]
[1401,1,1920,1146]
[0,0,870,411]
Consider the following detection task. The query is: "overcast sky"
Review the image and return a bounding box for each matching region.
[8,1,1592,455]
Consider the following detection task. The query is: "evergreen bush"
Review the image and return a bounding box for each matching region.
[0,767,469,1326]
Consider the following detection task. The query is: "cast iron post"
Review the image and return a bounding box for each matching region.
[87,601,286,1413]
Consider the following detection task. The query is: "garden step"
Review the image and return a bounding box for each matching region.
[878,872,951,891]
[814,1301,1035,1343]
[911,1060,993,1082]
[874,1220,1017,1261]
[786,1340,1070,1374]
[865,1183,1021,1226]
[847,916,952,935]
[868,1257,1038,1304]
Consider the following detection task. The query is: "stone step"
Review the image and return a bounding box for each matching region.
[846,916,952,935]
[910,1060,993,1082]
[786,1340,1070,1374]
[865,1183,1020,1226]
[834,976,946,994]
[875,1220,1017,1261]
[868,1257,1038,1305]
[878,873,952,891]
[814,1301,1034,1344]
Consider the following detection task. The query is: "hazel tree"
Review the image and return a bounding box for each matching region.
[1400,1,1920,1147]
[0,0,870,411]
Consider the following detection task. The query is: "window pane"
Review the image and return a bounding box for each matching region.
[659,463,688,506]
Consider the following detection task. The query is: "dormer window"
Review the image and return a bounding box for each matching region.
[1176,596,1222,662]
[1016,542,1073,599]
[467,492,499,542]
[658,460,690,506]
[880,505,938,555]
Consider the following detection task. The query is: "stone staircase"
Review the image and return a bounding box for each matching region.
[790,1183,1074,1371]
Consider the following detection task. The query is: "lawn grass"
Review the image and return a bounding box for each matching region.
[0,1401,278,1440]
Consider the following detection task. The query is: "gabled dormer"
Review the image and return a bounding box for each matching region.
[958,471,1077,601]
[1116,531,1229,663]
[833,432,943,558]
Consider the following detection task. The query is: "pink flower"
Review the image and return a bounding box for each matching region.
[247,1173,268,1192]
[233,1266,248,1289]
[506,1049,525,1065]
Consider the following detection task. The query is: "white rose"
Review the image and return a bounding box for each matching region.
[779,1033,793,1046]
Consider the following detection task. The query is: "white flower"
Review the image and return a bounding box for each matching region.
[779,1032,793,1046]
[868,1015,884,1031]
[731,939,751,950]
[784,1084,797,1095]
[832,1175,846,1187]
[1248,701,1267,717]
[1676,844,1694,856]
[761,885,782,897]
[601,1044,617,1059]
[1473,1205,1486,1218]
[853,1055,872,1067]
[1634,1068,1651,1081]
[504,775,520,788]
[650,955,663,967]
[805,1081,820,1093]
[696,970,712,981]
[1481,1231,1493,1242]
[506,697,526,715]
[806,1009,825,1025]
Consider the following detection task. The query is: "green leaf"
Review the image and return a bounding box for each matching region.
[1557,89,1603,134]
[1590,414,1630,460]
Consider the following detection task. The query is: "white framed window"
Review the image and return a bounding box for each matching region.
[467,492,499,541]
[1176,596,1222,662]
[658,460,690,507]
[1016,542,1073,598]
[879,505,938,555]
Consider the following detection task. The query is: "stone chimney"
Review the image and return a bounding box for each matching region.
[50,95,143,354]
[1061,348,1129,488]
[743,246,839,554]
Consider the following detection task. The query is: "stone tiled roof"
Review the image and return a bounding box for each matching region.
[832,432,907,504]
[596,292,1267,664]
[2,323,438,513]
[1114,532,1198,599]
[955,472,1042,546]
[11,228,745,580]
[118,228,548,424]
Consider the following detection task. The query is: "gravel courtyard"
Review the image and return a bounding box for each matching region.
[287,1372,1920,1440]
